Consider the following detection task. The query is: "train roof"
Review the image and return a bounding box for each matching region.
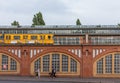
[0,25,120,29]
[0,25,120,35]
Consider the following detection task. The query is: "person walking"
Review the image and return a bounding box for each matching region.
[37,68,40,79]
[51,68,56,78]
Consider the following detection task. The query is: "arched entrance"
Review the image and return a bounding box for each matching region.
[93,52,120,77]
[31,52,80,77]
[0,53,20,75]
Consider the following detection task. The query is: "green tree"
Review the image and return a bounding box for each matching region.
[76,18,81,25]
[118,23,120,26]
[11,20,20,26]
[32,12,45,26]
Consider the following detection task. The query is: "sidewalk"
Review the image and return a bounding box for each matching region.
[0,76,119,83]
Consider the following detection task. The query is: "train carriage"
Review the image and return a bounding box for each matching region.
[0,34,54,44]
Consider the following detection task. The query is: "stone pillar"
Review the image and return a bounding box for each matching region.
[82,46,93,78]
[20,47,30,76]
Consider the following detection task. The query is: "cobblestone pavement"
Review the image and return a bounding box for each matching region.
[0,76,119,83]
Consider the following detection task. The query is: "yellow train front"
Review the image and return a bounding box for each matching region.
[0,34,54,45]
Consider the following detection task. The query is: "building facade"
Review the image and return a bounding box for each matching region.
[0,25,120,78]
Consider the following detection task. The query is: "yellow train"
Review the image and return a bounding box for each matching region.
[0,34,54,44]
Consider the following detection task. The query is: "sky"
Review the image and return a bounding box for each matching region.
[0,0,120,25]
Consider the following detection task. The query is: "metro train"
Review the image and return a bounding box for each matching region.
[0,34,54,44]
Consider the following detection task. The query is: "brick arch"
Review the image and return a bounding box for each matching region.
[30,48,81,64]
[92,48,120,77]
[0,50,21,63]
[93,48,120,63]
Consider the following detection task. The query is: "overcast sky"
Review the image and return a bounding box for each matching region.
[0,0,120,25]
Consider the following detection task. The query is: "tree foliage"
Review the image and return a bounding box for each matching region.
[11,20,20,26]
[118,23,120,26]
[76,18,81,25]
[32,12,45,26]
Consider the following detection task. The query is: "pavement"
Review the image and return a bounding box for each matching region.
[0,76,119,83]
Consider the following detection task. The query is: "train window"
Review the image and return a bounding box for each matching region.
[48,36,51,40]
[6,36,9,40]
[31,36,37,40]
[9,36,11,40]
[14,36,20,40]
[0,35,3,40]
[6,36,11,40]
[40,36,45,40]
[40,36,42,39]
[23,36,28,39]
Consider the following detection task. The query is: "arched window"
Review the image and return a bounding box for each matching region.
[43,55,50,72]
[105,55,112,73]
[34,58,40,72]
[70,58,77,72]
[2,55,8,70]
[33,53,79,76]
[95,53,120,77]
[10,58,17,70]
[62,54,68,72]
[0,54,18,71]
[97,58,103,74]
[52,54,60,72]
[114,54,120,73]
